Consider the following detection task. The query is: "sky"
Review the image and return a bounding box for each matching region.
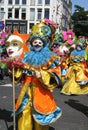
[71,0,88,13]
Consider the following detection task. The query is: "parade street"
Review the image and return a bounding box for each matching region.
[0,77,88,130]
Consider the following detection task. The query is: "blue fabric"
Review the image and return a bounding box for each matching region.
[49,59,60,69]
[33,107,62,125]
[53,72,60,84]
[22,69,35,76]
[71,49,85,62]
[23,45,56,67]
[77,80,88,85]
[15,95,29,115]
[61,68,68,76]
[71,49,85,57]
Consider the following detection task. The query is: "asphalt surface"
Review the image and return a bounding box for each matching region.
[0,76,88,130]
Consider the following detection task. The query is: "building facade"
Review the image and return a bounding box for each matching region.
[0,0,72,33]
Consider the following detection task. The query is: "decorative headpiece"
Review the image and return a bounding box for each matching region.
[62,30,75,45]
[53,33,64,45]
[29,18,57,45]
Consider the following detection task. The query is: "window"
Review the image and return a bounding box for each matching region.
[0,8,4,19]
[0,0,4,3]
[15,0,19,4]
[45,0,50,5]
[30,23,34,29]
[8,8,12,18]
[21,8,26,19]
[22,0,26,4]
[1,8,4,12]
[37,9,42,20]
[30,0,35,6]
[44,9,49,19]
[8,0,12,4]
[30,8,35,21]
[37,0,42,5]
[29,23,34,33]
[15,8,19,18]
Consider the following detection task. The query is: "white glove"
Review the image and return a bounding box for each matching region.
[35,70,41,78]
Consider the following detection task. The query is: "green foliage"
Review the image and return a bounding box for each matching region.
[71,5,88,36]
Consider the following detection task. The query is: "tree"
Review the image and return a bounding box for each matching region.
[71,5,88,36]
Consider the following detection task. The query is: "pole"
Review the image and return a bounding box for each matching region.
[12,67,16,130]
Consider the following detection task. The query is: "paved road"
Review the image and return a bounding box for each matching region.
[0,77,88,130]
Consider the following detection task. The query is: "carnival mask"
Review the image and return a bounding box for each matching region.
[6,35,23,58]
[32,38,43,51]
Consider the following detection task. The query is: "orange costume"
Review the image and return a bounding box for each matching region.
[15,19,62,130]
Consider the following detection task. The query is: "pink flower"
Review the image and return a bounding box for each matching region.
[0,28,11,46]
[62,30,75,44]
[1,32,6,39]
[44,18,57,29]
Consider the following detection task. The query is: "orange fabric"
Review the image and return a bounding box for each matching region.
[76,71,88,81]
[33,78,57,114]
[15,75,57,114]
[15,76,32,110]
[75,65,88,81]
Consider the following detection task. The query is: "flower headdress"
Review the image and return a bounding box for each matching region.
[62,29,75,45]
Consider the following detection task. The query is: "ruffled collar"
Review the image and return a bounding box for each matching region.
[23,46,59,69]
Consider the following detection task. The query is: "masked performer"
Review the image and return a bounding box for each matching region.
[61,40,88,95]
[15,19,62,130]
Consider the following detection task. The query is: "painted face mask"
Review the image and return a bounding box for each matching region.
[5,29,29,58]
[32,38,43,51]
[6,35,23,58]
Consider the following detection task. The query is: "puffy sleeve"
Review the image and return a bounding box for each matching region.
[39,67,61,91]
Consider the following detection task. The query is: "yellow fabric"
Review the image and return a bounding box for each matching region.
[34,121,49,130]
[74,63,88,82]
[18,94,49,130]
[15,82,30,110]
[14,68,22,79]
[18,101,33,130]
[49,65,61,78]
[61,63,88,95]
[40,69,59,91]
[9,67,23,83]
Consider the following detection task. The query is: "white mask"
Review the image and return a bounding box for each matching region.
[6,40,23,58]
[32,38,43,51]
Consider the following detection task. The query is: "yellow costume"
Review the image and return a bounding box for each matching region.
[61,62,88,95]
